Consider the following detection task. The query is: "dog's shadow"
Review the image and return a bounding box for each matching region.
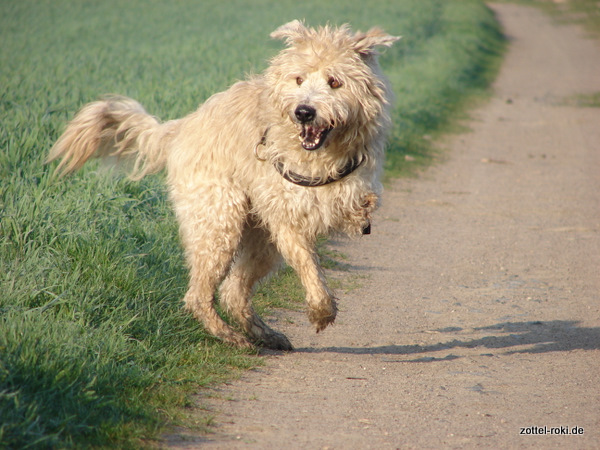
[292,320,600,360]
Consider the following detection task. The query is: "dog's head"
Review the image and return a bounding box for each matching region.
[266,20,399,151]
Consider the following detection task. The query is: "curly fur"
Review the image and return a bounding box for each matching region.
[47,21,399,350]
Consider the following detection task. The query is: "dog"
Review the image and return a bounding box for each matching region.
[47,20,399,350]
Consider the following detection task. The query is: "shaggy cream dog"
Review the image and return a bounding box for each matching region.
[48,20,399,350]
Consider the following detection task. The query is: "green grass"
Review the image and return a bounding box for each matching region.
[0,0,503,447]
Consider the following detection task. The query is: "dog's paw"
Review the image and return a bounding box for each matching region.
[308,298,338,332]
[339,192,380,237]
[361,192,379,212]
[220,331,256,350]
[255,330,294,351]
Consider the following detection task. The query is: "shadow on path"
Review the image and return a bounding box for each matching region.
[293,320,600,359]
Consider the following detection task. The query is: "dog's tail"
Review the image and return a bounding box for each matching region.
[47,96,173,179]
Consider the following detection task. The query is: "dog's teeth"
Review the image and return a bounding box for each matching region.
[299,125,332,151]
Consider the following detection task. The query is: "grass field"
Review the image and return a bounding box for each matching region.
[0,0,503,447]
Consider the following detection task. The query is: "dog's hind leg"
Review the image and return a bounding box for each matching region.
[173,185,253,349]
[219,223,293,351]
[273,228,338,333]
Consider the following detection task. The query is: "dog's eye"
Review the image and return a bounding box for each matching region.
[296,77,304,86]
[328,77,342,89]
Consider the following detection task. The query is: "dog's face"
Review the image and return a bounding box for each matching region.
[266,21,399,151]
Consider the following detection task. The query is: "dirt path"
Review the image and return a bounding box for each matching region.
[166,4,600,448]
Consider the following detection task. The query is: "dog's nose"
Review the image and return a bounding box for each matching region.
[294,105,316,124]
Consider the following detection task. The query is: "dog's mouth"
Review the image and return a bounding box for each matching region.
[299,125,332,151]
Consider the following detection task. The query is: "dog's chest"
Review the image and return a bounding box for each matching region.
[251,175,372,236]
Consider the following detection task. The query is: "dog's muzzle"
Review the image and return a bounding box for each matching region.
[294,104,332,151]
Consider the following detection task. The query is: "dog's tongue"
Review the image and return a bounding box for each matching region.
[301,125,329,151]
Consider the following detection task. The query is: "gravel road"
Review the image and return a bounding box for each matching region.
[166,4,600,448]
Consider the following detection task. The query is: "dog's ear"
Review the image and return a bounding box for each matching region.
[353,28,400,57]
[270,20,309,46]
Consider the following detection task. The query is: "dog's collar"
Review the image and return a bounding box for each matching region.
[255,128,365,188]
[273,157,364,187]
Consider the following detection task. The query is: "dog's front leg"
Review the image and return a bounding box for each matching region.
[274,229,337,332]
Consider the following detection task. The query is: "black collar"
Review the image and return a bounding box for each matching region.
[273,157,364,187]
[256,128,365,187]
